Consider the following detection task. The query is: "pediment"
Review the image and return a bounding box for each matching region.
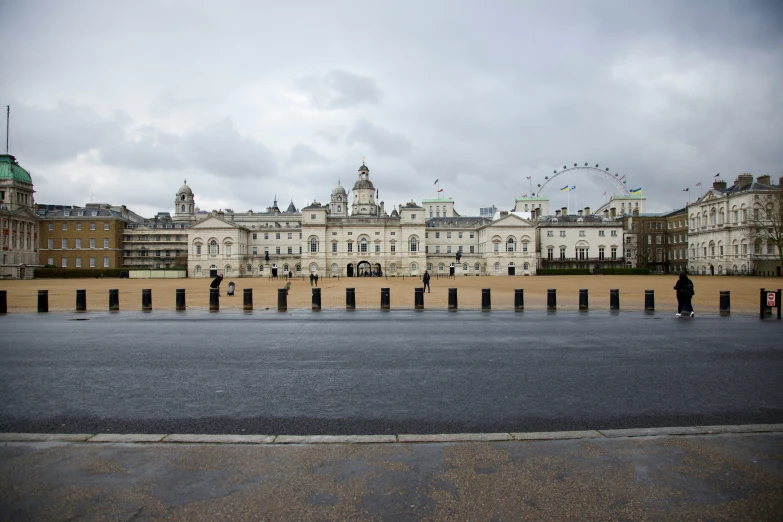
[191,216,237,229]
[486,213,534,228]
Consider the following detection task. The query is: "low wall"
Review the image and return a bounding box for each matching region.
[129,270,187,279]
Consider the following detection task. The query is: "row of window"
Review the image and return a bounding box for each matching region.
[425,231,474,239]
[251,232,299,240]
[47,257,111,268]
[546,230,618,237]
[46,238,111,249]
[48,222,110,231]
[125,235,182,241]
[546,246,618,261]
[125,250,182,257]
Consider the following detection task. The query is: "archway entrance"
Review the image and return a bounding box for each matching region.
[508,262,516,276]
[347,263,354,277]
[357,261,372,276]
[374,263,382,277]
[271,264,278,278]
[449,263,455,276]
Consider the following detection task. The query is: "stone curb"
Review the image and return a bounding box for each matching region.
[1,424,782,445]
[163,434,276,444]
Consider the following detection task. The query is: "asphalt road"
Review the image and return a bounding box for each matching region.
[1,311,782,435]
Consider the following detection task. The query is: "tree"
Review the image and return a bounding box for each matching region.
[749,187,783,276]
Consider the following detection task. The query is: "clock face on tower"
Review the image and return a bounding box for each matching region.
[360,193,368,203]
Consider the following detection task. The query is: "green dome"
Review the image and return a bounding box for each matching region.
[0,154,33,184]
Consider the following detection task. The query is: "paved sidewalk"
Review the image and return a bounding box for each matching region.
[2,431,782,520]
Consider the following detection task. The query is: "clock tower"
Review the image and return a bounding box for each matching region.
[351,161,377,216]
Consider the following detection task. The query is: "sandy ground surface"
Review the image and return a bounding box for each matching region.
[1,275,780,314]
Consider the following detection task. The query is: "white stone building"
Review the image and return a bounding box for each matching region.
[0,154,39,279]
[687,174,782,276]
[538,207,625,270]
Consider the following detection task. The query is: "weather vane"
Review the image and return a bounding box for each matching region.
[361,155,365,165]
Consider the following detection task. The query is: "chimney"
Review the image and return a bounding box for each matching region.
[604,209,609,218]
[530,208,536,220]
[757,175,771,186]
[585,207,590,215]
[713,180,727,191]
[561,206,567,216]
[499,211,508,218]
[555,210,561,216]
[736,173,753,190]
[578,210,583,216]
[632,207,639,217]
[610,208,616,219]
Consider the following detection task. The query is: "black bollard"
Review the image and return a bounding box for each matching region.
[719,290,730,316]
[547,288,556,311]
[0,290,6,314]
[242,288,252,311]
[109,289,119,312]
[346,288,356,310]
[381,288,390,310]
[312,287,321,311]
[414,287,424,310]
[210,288,219,311]
[76,289,87,312]
[610,288,620,311]
[514,288,524,312]
[142,288,152,312]
[176,288,187,311]
[579,289,588,311]
[38,289,49,313]
[644,289,654,312]
[481,288,491,311]
[448,288,458,311]
[277,288,287,312]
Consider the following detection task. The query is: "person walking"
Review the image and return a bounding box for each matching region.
[309,273,314,286]
[314,273,319,287]
[674,271,695,317]
[423,270,431,293]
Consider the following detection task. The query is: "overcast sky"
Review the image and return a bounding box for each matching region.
[2,0,782,217]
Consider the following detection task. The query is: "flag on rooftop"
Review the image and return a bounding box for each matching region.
[560,185,569,192]
[434,179,439,185]
[437,188,443,193]
[526,176,531,180]
[696,182,702,187]
[683,187,689,192]
[570,186,576,191]
[521,194,527,197]
[714,173,720,178]
[630,188,642,194]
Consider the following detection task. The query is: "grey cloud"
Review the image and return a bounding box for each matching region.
[286,144,326,167]
[346,119,412,157]
[298,70,381,109]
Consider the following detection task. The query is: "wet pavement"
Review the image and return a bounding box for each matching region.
[1,311,782,435]
[1,432,782,520]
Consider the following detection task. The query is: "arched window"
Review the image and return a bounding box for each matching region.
[259,265,264,272]
[438,263,444,272]
[283,264,289,272]
[225,265,232,274]
[390,263,396,272]
[209,240,218,255]
[410,237,418,252]
[310,263,317,273]
[494,262,500,272]
[331,263,338,272]
[195,265,201,274]
[181,205,185,212]
[474,263,480,271]
[523,262,529,270]
[410,263,418,272]
[426,263,432,271]
[522,241,529,253]
[360,237,368,253]
[295,264,301,272]
[337,205,341,212]
[310,237,318,253]
[462,263,468,270]
[246,264,252,273]
[507,238,515,252]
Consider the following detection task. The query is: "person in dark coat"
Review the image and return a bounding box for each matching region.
[673,271,695,317]
[309,273,314,286]
[423,270,431,293]
[314,273,319,287]
[210,274,223,289]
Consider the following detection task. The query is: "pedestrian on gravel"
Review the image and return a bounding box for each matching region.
[309,273,314,286]
[314,273,319,287]
[423,270,431,293]
[674,271,695,317]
